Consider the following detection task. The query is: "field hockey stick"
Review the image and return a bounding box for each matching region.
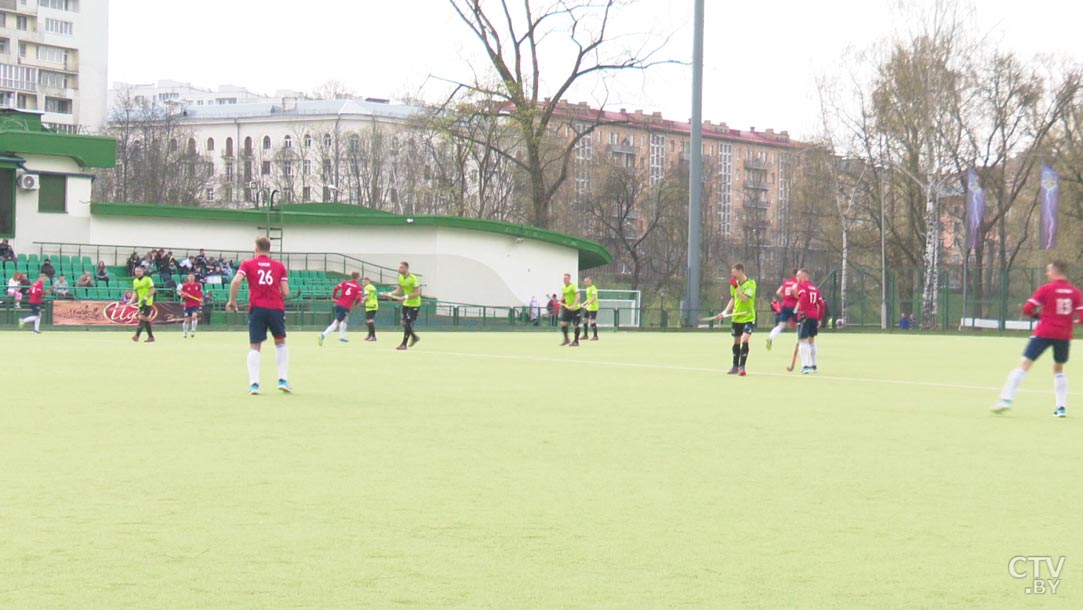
[786,342,799,372]
[700,312,734,323]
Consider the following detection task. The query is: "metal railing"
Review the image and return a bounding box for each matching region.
[32,242,408,283]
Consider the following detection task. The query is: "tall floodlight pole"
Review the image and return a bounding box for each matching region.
[686,0,705,326]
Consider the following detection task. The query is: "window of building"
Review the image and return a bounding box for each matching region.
[261,161,271,175]
[243,160,252,181]
[323,133,332,148]
[17,94,36,110]
[206,137,215,151]
[302,186,311,201]
[225,162,233,181]
[41,0,77,10]
[282,161,293,176]
[262,135,271,150]
[224,186,232,202]
[283,135,292,148]
[44,97,71,114]
[242,137,251,156]
[303,160,312,176]
[186,137,196,155]
[322,159,331,175]
[37,45,68,65]
[38,174,66,213]
[16,16,28,31]
[717,142,733,237]
[1,64,38,91]
[44,18,73,36]
[0,15,6,28]
[205,188,214,201]
[0,92,12,107]
[38,70,66,89]
[282,188,293,203]
[0,38,8,54]
[303,134,312,149]
[649,133,666,187]
[224,137,233,156]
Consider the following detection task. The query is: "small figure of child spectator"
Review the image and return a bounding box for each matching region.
[52,274,71,298]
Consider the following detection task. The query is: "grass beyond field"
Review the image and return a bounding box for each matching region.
[1,329,1079,609]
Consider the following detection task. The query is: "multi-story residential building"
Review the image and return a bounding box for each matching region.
[551,101,802,250]
[0,0,107,132]
[107,79,295,111]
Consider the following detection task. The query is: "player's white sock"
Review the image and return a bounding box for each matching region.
[33,316,40,332]
[322,322,338,337]
[799,342,811,367]
[275,343,289,381]
[190,318,197,333]
[1055,373,1068,408]
[247,350,260,385]
[182,321,188,334]
[810,343,818,366]
[19,315,32,324]
[1000,367,1027,401]
[768,324,783,341]
[339,321,348,340]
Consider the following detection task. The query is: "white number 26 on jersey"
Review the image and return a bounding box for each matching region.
[257,269,274,286]
[1056,298,1073,315]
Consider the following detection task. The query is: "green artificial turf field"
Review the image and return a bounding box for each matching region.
[1,329,1079,609]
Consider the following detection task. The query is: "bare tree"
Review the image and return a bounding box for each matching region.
[309,80,357,101]
[444,0,671,228]
[95,91,214,206]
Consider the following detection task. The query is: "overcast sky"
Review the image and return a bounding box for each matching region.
[109,0,1082,139]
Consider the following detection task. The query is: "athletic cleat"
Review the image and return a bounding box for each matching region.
[32,330,40,335]
[409,335,420,347]
[183,333,188,339]
[765,338,773,351]
[318,334,325,347]
[801,367,811,375]
[277,380,292,393]
[570,340,580,347]
[365,336,376,341]
[248,384,260,395]
[811,366,818,373]
[1054,406,1067,418]
[726,367,739,375]
[339,338,349,343]
[17,319,25,329]
[738,367,747,376]
[590,336,599,341]
[144,337,155,343]
[560,340,570,346]
[396,344,408,351]
[991,399,1012,414]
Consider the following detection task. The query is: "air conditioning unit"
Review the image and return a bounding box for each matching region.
[17,173,39,191]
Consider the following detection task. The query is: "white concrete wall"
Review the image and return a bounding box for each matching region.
[12,153,94,251]
[74,216,577,307]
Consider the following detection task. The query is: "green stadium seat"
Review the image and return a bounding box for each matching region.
[27,254,39,266]
[16,253,26,263]
[81,256,91,266]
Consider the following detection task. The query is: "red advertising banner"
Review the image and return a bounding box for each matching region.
[52,300,189,326]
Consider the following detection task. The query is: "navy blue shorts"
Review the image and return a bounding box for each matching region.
[333,305,349,322]
[731,321,755,337]
[777,306,796,323]
[1023,337,1070,364]
[798,318,820,339]
[29,303,41,316]
[184,306,200,317]
[249,307,287,344]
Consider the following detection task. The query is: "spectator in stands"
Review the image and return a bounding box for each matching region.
[40,258,56,280]
[547,294,560,326]
[159,251,175,284]
[126,251,141,275]
[52,274,71,298]
[178,253,193,272]
[898,313,912,330]
[204,264,224,285]
[76,271,94,288]
[220,258,234,279]
[95,261,110,284]
[7,272,23,307]
[194,248,208,269]
[0,238,13,262]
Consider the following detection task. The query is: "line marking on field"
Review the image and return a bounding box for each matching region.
[417,349,1069,397]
